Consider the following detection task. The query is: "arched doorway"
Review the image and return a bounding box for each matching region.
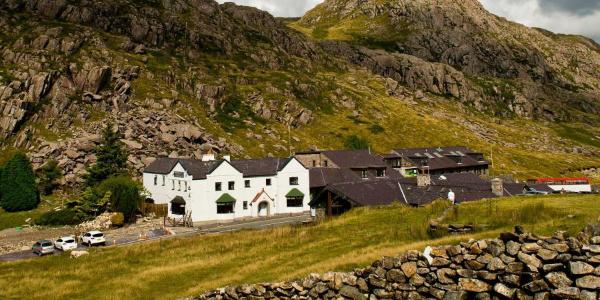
[258,201,270,217]
[170,196,186,215]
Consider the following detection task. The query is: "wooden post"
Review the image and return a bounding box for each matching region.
[327,191,333,217]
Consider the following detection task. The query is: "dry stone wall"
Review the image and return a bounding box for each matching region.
[194,227,600,300]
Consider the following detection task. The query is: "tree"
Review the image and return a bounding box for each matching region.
[97,176,142,223]
[344,134,370,150]
[0,152,39,212]
[85,123,128,187]
[38,159,62,196]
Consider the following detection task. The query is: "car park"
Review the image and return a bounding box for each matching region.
[54,236,78,251]
[81,231,106,246]
[32,240,55,256]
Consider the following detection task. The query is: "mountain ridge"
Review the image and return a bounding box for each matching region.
[1,0,599,186]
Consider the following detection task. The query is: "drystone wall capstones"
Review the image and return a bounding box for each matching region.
[193,227,600,300]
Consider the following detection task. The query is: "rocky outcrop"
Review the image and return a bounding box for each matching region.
[298,0,600,120]
[195,228,600,300]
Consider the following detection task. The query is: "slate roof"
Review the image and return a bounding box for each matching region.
[309,166,403,188]
[144,157,298,180]
[318,173,498,207]
[144,158,222,180]
[320,149,387,168]
[389,146,489,171]
[230,157,292,177]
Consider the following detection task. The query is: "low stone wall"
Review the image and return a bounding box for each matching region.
[194,227,600,300]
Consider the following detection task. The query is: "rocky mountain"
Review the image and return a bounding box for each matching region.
[294,0,600,120]
[1,0,599,186]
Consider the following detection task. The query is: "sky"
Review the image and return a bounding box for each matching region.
[215,0,600,42]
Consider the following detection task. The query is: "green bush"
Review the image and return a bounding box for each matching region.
[97,176,142,223]
[344,134,370,150]
[111,212,125,227]
[0,152,39,212]
[36,209,87,226]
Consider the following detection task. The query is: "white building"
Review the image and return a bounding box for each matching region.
[143,155,310,223]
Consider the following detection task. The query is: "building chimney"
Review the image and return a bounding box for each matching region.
[491,178,504,197]
[417,172,431,187]
[223,155,231,162]
[201,148,216,162]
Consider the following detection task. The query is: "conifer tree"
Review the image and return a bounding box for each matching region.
[0,152,39,212]
[38,159,62,196]
[85,123,128,187]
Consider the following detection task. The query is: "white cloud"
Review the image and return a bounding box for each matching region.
[480,0,600,41]
[215,0,600,41]
[215,0,322,17]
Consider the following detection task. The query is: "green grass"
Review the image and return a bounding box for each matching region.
[442,195,600,234]
[555,124,600,148]
[0,198,57,230]
[0,195,599,299]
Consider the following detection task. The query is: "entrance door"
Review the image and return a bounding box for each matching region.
[258,201,270,217]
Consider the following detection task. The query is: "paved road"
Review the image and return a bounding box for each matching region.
[0,215,312,262]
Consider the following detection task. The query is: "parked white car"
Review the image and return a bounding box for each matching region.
[54,236,78,251]
[81,231,106,246]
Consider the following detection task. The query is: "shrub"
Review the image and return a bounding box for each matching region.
[38,159,62,196]
[344,134,370,150]
[111,212,125,227]
[97,176,142,223]
[0,152,39,212]
[36,209,87,226]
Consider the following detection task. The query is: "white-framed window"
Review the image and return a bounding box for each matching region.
[245,180,250,188]
[377,169,386,177]
[289,177,299,185]
[162,176,165,186]
[243,201,248,210]
[178,181,181,191]
[171,180,175,190]
[361,170,368,179]
[215,182,222,191]
[266,178,272,186]
[154,175,157,186]
[228,181,235,190]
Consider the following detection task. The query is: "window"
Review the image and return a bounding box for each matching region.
[392,159,401,168]
[174,171,185,178]
[217,203,234,214]
[324,160,328,167]
[184,181,188,191]
[171,180,175,190]
[312,160,316,167]
[287,197,303,207]
[153,175,157,186]
[361,170,368,179]
[162,176,165,186]
[243,201,248,210]
[178,181,181,191]
[215,182,222,191]
[377,169,386,177]
[266,178,272,186]
[171,203,185,215]
[245,180,251,188]
[289,177,299,185]
[228,181,235,190]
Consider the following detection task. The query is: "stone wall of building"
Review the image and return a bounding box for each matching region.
[194,227,600,300]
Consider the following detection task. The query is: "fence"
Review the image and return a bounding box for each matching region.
[143,203,168,217]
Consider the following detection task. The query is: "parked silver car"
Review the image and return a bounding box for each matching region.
[32,240,55,256]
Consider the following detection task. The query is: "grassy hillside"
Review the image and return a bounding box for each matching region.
[0,195,599,300]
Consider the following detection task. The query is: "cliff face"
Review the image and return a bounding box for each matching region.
[296,0,600,120]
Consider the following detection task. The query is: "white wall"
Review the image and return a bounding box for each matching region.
[548,184,592,193]
[143,158,310,223]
